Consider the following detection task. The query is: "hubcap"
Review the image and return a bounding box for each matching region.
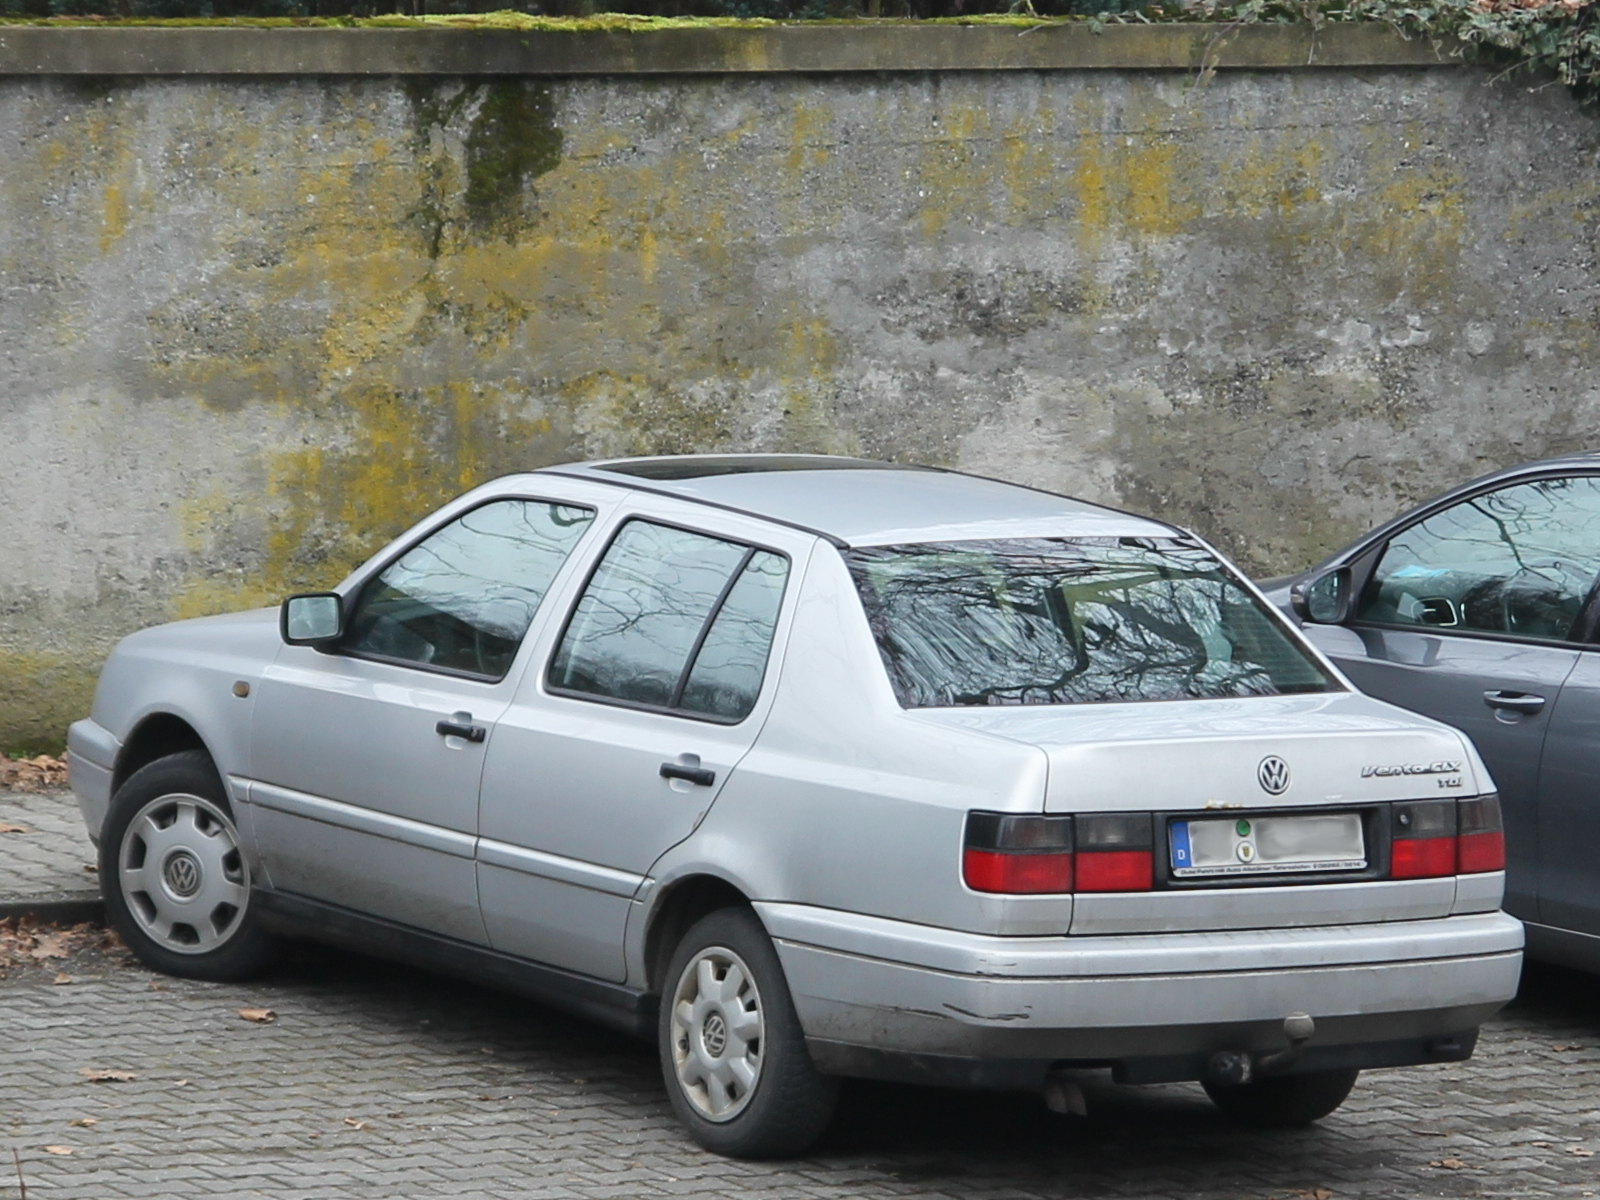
[670,945,764,1123]
[118,793,250,955]
[162,850,203,898]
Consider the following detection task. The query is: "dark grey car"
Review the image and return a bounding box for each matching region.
[1263,453,1600,973]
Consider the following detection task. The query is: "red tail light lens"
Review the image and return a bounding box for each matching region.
[963,813,1074,894]
[1074,813,1154,892]
[1391,798,1457,879]
[1457,794,1505,873]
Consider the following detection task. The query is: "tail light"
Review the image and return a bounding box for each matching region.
[963,813,1074,894]
[963,812,1153,894]
[1391,798,1457,878]
[1457,794,1505,873]
[1075,813,1154,892]
[1391,796,1505,878]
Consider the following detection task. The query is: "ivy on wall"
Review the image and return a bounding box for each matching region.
[0,0,1595,105]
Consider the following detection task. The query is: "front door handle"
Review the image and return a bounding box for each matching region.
[1483,690,1546,715]
[436,717,487,743]
[660,761,716,787]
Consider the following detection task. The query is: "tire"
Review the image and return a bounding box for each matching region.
[1203,1067,1360,1127]
[100,749,279,982]
[658,906,839,1158]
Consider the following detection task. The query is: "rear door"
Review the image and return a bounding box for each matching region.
[476,501,812,982]
[1533,649,1600,936]
[1308,475,1600,921]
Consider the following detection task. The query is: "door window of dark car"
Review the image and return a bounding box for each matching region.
[1355,476,1600,641]
[547,520,790,723]
[343,499,596,679]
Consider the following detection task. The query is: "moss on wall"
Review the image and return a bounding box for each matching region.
[5,66,1600,750]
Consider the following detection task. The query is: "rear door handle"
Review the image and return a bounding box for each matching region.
[1483,690,1546,714]
[436,718,487,743]
[660,761,716,787]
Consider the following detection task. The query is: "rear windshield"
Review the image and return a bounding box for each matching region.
[845,537,1338,708]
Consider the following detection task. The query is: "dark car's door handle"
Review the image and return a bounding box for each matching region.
[1483,690,1546,715]
[660,761,716,787]
[436,719,487,743]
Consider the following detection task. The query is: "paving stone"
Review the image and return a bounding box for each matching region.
[0,787,99,903]
[2,934,1598,1199]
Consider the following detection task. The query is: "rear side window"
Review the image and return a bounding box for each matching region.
[1356,476,1600,641]
[846,537,1335,708]
[548,520,790,723]
[344,499,595,680]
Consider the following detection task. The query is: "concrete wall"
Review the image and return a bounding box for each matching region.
[3,26,1599,749]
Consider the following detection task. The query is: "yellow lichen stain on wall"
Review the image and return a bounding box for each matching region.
[918,101,990,237]
[787,102,833,178]
[101,182,130,253]
[1215,137,1325,221]
[0,648,96,755]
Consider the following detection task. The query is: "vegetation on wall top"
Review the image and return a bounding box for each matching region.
[0,1,1596,106]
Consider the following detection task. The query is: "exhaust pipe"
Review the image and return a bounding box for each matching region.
[1206,1012,1316,1086]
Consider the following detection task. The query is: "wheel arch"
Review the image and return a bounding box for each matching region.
[642,873,754,995]
[113,713,214,794]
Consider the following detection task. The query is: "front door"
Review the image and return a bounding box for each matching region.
[477,508,807,982]
[247,494,599,943]
[1316,475,1600,921]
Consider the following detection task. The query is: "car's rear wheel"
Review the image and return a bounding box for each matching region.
[100,750,279,981]
[659,906,838,1158]
[1203,1067,1360,1127]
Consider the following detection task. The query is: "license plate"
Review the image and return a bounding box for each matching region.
[1169,813,1366,878]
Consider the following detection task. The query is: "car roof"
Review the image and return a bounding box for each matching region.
[534,455,1178,547]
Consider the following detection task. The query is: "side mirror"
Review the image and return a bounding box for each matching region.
[281,593,344,645]
[1290,568,1352,625]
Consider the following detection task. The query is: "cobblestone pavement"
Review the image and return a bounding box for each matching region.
[0,789,98,904]
[0,926,1596,1200]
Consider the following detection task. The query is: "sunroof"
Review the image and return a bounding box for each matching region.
[592,455,926,481]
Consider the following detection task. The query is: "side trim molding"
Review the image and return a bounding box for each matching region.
[253,889,658,1039]
[1523,920,1600,972]
[244,780,476,860]
[477,838,646,899]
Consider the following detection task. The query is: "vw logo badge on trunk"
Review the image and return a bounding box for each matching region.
[1257,756,1291,795]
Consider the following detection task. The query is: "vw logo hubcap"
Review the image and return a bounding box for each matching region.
[162,850,203,899]
[701,1011,728,1058]
[1257,756,1291,795]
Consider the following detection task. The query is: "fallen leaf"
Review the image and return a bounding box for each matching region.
[1428,1159,1468,1170]
[1288,1189,1334,1200]
[1567,1146,1595,1158]
[175,1079,190,1087]
[237,1007,276,1024]
[67,1118,97,1128]
[1553,1043,1585,1052]
[42,1146,72,1156]
[30,932,71,960]
[82,864,97,873]
[1531,1140,1555,1147]
[53,973,74,986]
[343,1117,371,1131]
[78,1068,135,1083]
[0,822,29,834]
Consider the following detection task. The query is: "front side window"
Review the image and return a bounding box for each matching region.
[344,499,595,679]
[548,520,790,722]
[847,537,1335,708]
[1356,476,1600,641]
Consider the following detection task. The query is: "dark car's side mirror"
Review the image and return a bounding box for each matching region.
[1290,568,1352,625]
[281,593,345,646]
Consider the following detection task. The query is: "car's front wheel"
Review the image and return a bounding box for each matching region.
[659,906,838,1158]
[1203,1067,1360,1127]
[100,749,279,981]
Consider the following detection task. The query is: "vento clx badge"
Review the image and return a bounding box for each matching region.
[1257,755,1291,795]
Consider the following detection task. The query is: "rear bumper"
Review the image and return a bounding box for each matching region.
[757,903,1523,1088]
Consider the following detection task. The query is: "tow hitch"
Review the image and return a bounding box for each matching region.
[1206,1012,1316,1086]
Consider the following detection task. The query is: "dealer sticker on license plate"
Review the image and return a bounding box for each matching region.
[1169,813,1367,878]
